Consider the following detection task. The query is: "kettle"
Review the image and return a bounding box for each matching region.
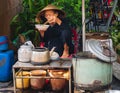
[31,47,57,65]
[18,44,32,62]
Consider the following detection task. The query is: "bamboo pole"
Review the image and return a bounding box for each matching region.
[82,0,86,51]
[106,0,118,31]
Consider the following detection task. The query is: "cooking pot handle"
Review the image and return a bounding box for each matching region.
[50,47,56,56]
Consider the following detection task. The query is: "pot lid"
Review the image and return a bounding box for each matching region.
[20,44,32,48]
[87,39,117,62]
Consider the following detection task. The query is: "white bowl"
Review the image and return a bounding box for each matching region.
[35,24,49,31]
[50,52,60,60]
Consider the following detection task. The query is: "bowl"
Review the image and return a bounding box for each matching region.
[35,24,49,31]
[50,52,60,60]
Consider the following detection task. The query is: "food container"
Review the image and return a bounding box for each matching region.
[35,24,49,31]
[16,71,30,89]
[31,47,50,65]
[18,44,32,62]
[72,39,117,91]
[72,56,113,91]
[30,70,47,90]
[48,70,68,91]
[50,52,59,60]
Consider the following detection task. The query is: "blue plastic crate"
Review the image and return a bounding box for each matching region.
[0,50,14,82]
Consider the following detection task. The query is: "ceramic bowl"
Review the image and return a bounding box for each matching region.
[35,24,49,31]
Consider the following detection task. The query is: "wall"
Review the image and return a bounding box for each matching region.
[0,0,22,37]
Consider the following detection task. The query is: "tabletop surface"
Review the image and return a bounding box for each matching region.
[13,59,72,68]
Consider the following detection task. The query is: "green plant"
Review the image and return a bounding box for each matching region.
[110,22,120,55]
[10,0,50,47]
[10,0,90,47]
[52,0,90,27]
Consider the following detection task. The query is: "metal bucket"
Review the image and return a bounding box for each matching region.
[72,54,113,91]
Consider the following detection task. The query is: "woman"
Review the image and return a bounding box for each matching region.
[36,4,74,58]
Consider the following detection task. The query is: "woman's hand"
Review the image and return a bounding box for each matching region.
[48,16,62,25]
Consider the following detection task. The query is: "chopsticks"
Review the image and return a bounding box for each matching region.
[43,21,48,25]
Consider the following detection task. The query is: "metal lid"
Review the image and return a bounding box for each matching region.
[32,47,48,52]
[20,44,32,48]
[87,39,117,62]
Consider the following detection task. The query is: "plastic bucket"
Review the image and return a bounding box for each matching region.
[0,36,8,51]
[16,71,30,89]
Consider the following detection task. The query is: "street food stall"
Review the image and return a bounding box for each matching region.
[12,0,119,93]
[13,53,72,93]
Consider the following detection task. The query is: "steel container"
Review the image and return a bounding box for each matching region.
[72,54,113,91]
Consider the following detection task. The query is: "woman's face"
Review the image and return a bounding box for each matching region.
[44,10,58,24]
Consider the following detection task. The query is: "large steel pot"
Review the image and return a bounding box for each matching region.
[31,47,50,65]
[31,47,56,65]
[72,39,117,91]
[72,55,113,91]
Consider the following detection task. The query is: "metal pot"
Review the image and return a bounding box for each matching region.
[18,44,32,62]
[72,53,113,91]
[31,47,50,65]
[73,39,117,91]
[31,47,56,65]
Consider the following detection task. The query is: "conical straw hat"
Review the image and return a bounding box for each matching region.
[36,4,65,22]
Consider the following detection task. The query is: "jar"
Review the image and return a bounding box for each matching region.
[18,45,32,62]
[30,70,47,90]
[48,70,68,91]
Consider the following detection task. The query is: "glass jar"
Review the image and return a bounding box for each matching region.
[18,45,32,62]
